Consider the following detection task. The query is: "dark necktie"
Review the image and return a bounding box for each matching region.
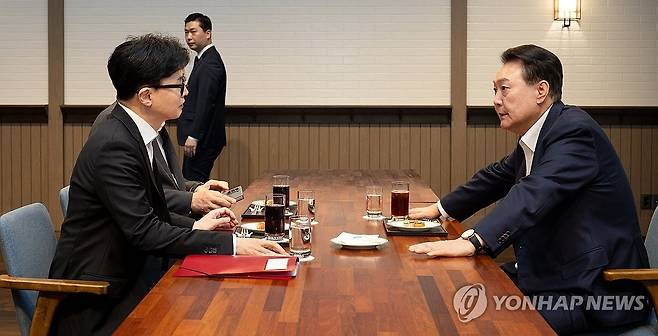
[152,136,180,190]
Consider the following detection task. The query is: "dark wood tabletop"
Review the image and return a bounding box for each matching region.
[115,170,555,335]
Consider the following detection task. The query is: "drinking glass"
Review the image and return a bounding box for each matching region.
[366,185,383,218]
[289,216,312,257]
[265,193,286,241]
[297,190,316,223]
[391,181,409,219]
[273,175,291,209]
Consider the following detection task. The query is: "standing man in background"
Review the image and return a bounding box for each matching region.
[178,12,227,182]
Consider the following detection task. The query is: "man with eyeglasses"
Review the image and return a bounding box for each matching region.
[49,34,285,335]
[177,12,227,182]
[91,99,235,217]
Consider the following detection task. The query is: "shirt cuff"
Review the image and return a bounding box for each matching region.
[187,136,198,141]
[436,200,453,221]
[232,234,237,255]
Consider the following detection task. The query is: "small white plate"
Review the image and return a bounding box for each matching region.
[251,200,297,207]
[330,237,388,249]
[386,219,442,232]
[241,222,290,232]
[261,237,289,244]
[362,214,386,221]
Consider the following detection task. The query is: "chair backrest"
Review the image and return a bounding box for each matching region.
[645,205,658,268]
[59,186,69,217]
[0,203,57,336]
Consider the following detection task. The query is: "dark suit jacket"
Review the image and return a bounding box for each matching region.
[92,102,202,215]
[441,101,649,326]
[49,104,233,335]
[176,46,226,149]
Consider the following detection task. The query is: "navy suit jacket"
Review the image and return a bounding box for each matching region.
[177,46,226,149]
[49,104,233,335]
[441,101,649,325]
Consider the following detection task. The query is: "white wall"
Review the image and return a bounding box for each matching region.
[64,0,451,106]
[468,0,658,106]
[0,0,48,105]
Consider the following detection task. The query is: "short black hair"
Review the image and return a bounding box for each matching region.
[107,33,189,100]
[185,13,212,31]
[501,44,563,102]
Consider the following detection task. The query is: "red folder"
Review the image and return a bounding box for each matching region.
[174,255,299,279]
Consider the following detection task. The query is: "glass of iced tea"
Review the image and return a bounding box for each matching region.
[391,181,409,220]
[265,193,286,241]
[272,175,290,209]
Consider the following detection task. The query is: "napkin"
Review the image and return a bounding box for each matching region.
[335,232,381,245]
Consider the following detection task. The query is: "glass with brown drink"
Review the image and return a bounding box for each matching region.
[273,175,291,208]
[391,181,409,219]
[265,193,286,241]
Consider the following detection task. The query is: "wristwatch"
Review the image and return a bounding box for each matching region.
[461,229,484,254]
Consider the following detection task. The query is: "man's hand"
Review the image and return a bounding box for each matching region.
[192,208,238,231]
[408,204,440,219]
[184,137,198,157]
[236,238,287,256]
[202,179,229,192]
[408,239,476,257]
[192,187,236,213]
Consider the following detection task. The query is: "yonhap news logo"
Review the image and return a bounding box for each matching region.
[453,283,487,322]
[452,283,647,323]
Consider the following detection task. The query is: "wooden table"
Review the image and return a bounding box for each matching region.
[115,170,555,335]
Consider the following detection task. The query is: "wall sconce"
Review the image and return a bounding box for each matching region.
[554,0,581,27]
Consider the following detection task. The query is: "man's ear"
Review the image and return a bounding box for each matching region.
[536,80,550,104]
[137,87,153,107]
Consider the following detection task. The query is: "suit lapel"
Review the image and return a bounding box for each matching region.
[528,101,564,173]
[110,104,166,200]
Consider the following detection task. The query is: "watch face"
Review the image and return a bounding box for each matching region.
[461,229,474,239]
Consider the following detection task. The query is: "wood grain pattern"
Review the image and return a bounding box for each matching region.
[115,170,555,336]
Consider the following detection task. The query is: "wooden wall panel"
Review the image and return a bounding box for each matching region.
[3,121,657,236]
[464,125,658,234]
[0,123,53,220]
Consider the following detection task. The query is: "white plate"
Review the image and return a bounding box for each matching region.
[241,222,290,232]
[251,200,297,206]
[330,237,388,249]
[386,219,442,232]
[261,237,289,244]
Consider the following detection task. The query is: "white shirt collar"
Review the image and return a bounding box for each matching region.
[519,104,552,153]
[117,102,158,146]
[196,43,214,60]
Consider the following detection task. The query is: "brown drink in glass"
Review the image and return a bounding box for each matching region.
[391,181,410,219]
[273,175,291,208]
[265,193,286,241]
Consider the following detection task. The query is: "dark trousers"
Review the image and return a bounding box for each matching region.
[182,143,223,182]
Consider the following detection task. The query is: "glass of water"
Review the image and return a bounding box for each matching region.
[289,216,312,258]
[366,185,383,218]
[297,190,316,223]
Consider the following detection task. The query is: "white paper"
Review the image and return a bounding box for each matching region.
[265,258,289,271]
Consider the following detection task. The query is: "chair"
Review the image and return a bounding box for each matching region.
[59,186,69,217]
[0,203,108,336]
[601,205,658,335]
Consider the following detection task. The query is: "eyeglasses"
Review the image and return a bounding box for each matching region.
[149,83,186,96]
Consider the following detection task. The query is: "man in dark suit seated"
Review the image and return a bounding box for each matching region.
[408,44,650,334]
[91,102,234,217]
[49,33,285,335]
